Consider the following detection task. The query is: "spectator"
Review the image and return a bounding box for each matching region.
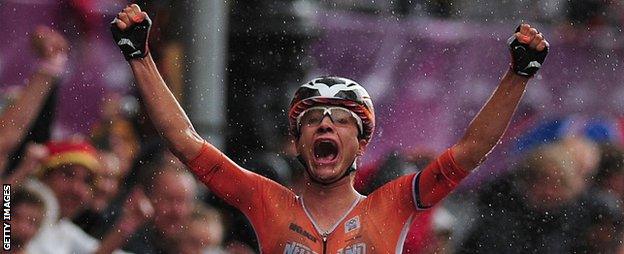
[429,207,456,254]
[0,26,67,171]
[73,152,124,239]
[179,203,228,254]
[91,91,140,177]
[27,139,151,254]
[594,143,624,202]
[459,142,610,253]
[571,193,623,253]
[1,143,48,187]
[557,136,601,192]
[124,154,197,253]
[0,143,54,253]
[11,187,47,254]
[93,152,123,213]
[577,143,624,253]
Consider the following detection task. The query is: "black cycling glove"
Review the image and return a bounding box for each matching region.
[508,25,548,77]
[110,16,152,60]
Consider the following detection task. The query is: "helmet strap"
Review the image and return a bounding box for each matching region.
[297,155,357,186]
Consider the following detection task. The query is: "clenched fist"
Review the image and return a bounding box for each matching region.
[32,26,69,77]
[117,187,154,234]
[508,24,549,78]
[111,4,152,60]
[32,26,68,60]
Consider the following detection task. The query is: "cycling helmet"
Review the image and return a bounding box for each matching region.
[288,76,375,141]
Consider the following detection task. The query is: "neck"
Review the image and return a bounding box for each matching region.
[301,172,360,201]
[299,173,362,233]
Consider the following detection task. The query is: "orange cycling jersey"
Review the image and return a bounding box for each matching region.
[186,142,468,253]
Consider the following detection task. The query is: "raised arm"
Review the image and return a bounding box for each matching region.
[96,188,153,254]
[111,5,203,162]
[415,24,549,208]
[451,24,549,171]
[1,143,48,186]
[111,5,284,215]
[0,26,67,169]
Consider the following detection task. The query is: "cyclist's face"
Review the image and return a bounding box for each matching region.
[296,107,367,183]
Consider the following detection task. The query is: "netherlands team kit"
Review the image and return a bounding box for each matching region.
[186,142,468,253]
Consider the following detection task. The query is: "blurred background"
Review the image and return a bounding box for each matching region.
[1,0,623,253]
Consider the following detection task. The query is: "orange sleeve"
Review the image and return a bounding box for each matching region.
[370,174,417,212]
[185,142,265,212]
[416,149,469,208]
[365,174,418,242]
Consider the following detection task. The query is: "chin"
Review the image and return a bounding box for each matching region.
[309,164,345,181]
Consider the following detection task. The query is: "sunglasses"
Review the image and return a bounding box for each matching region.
[296,106,363,134]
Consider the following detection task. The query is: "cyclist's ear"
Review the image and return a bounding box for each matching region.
[357,139,369,156]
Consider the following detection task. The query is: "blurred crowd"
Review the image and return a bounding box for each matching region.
[2,0,624,254]
[0,1,248,252]
[379,0,624,28]
[327,0,624,47]
[0,24,237,253]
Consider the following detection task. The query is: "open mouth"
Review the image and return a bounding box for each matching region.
[313,139,339,164]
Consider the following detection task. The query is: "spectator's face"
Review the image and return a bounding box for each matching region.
[92,164,120,212]
[179,220,224,254]
[12,202,43,250]
[296,111,365,184]
[46,165,94,219]
[151,171,195,236]
[526,164,574,211]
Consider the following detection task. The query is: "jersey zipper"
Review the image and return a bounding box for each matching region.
[322,233,328,254]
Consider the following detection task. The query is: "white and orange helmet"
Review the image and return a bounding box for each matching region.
[288,76,375,141]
